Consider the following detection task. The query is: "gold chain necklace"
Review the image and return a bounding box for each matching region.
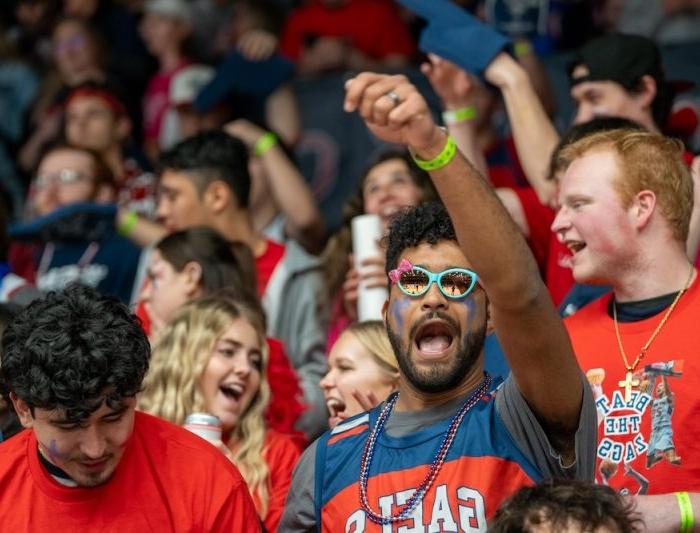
[613,266,695,402]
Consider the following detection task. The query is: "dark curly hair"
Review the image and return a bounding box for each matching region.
[489,479,643,532]
[384,202,457,275]
[320,149,439,297]
[0,284,150,423]
[159,130,251,208]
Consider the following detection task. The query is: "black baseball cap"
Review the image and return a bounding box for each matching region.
[569,33,664,90]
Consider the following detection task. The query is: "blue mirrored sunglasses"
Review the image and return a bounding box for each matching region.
[394,266,479,299]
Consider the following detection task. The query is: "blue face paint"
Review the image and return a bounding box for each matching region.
[42,438,67,463]
[389,296,411,333]
[460,294,489,331]
[461,298,477,326]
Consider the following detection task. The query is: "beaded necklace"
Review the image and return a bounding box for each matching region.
[358,373,492,524]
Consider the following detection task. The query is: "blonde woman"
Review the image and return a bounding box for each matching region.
[139,295,301,532]
[320,320,400,427]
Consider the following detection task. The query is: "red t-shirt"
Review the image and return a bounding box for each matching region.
[512,188,555,277]
[256,239,286,296]
[564,278,700,494]
[256,431,303,532]
[0,411,261,531]
[546,233,575,307]
[280,0,415,61]
[265,337,306,444]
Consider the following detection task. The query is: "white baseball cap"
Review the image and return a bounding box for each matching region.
[169,64,216,107]
[144,0,192,24]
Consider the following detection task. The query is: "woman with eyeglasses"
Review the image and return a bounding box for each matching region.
[8,143,142,304]
[31,143,115,217]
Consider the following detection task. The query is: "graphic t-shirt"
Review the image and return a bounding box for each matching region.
[0,411,260,531]
[281,376,596,532]
[565,278,700,494]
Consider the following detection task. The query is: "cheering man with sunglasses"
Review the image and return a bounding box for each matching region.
[281,73,597,531]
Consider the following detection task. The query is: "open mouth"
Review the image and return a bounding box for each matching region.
[220,383,244,401]
[326,397,346,419]
[413,319,456,357]
[565,240,586,254]
[380,205,399,219]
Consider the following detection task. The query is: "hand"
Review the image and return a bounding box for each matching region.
[351,388,381,412]
[483,52,522,89]
[343,72,444,156]
[237,29,278,62]
[223,118,266,148]
[342,254,387,321]
[421,53,476,109]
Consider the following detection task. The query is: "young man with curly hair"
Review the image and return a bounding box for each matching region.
[490,479,643,532]
[0,284,260,531]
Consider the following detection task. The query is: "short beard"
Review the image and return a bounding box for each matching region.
[387,311,486,394]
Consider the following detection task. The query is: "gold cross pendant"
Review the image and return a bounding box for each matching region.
[618,371,640,403]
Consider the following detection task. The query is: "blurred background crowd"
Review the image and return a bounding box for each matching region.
[0,1,699,530]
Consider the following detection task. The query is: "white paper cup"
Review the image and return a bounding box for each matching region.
[351,214,388,321]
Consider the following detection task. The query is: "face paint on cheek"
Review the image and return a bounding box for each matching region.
[458,296,487,333]
[40,438,69,463]
[461,298,477,327]
[390,296,411,333]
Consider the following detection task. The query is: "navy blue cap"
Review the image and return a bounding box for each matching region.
[397,0,511,77]
[10,203,118,243]
[193,51,295,113]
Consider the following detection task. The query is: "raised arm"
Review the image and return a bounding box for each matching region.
[421,53,531,237]
[420,54,489,178]
[485,53,560,205]
[224,119,327,254]
[343,72,583,450]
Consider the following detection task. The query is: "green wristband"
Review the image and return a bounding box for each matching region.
[514,40,532,58]
[410,133,457,171]
[254,132,277,156]
[677,491,694,533]
[118,210,138,237]
[442,106,477,124]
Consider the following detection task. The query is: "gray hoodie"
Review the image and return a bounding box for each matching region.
[262,237,330,440]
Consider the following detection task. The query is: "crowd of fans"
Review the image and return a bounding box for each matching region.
[0,0,699,531]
